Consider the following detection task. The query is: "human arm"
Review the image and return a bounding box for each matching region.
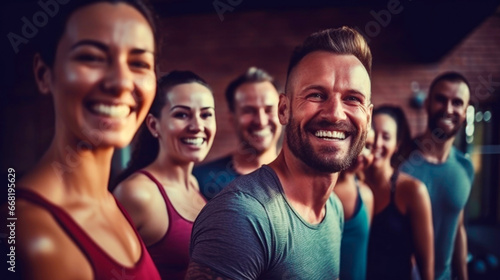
[452,211,468,280]
[186,192,270,280]
[185,261,234,280]
[407,180,434,280]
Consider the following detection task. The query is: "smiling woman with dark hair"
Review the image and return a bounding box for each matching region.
[114,71,216,280]
[365,105,434,280]
[13,1,160,279]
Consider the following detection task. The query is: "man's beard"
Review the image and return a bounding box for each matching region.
[427,112,462,141]
[286,112,366,173]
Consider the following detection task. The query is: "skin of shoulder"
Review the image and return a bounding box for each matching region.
[113,173,160,231]
[396,173,430,213]
[14,200,93,279]
[358,181,374,222]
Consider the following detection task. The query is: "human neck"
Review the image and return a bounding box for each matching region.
[149,150,194,189]
[232,145,278,175]
[269,147,338,224]
[335,171,356,190]
[24,137,114,202]
[417,130,455,163]
[365,161,393,189]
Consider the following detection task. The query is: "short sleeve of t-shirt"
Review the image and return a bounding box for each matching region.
[190,191,272,280]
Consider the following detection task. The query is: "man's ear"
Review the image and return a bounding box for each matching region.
[278,93,290,125]
[367,103,374,129]
[146,114,160,138]
[33,54,52,95]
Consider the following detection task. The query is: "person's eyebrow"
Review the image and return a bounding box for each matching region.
[70,40,108,51]
[71,40,154,55]
[303,85,368,97]
[302,84,328,92]
[130,48,155,56]
[170,105,215,111]
[170,105,190,111]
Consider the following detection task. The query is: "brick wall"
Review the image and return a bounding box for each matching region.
[158,6,500,162]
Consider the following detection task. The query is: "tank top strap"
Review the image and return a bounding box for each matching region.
[16,188,95,254]
[389,169,400,202]
[16,188,160,279]
[353,176,362,213]
[136,170,177,217]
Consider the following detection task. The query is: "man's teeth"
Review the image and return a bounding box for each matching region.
[182,138,204,146]
[315,130,346,140]
[253,128,271,137]
[440,118,453,125]
[92,104,131,118]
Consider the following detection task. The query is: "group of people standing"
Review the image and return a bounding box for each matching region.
[6,0,474,279]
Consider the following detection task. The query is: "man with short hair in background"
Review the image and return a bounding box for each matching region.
[400,72,474,280]
[193,67,281,200]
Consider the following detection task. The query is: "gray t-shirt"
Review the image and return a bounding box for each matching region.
[190,165,344,280]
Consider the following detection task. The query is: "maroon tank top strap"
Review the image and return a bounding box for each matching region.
[16,188,161,279]
[137,170,178,219]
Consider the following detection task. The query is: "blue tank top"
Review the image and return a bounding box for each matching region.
[339,179,370,280]
[367,170,413,280]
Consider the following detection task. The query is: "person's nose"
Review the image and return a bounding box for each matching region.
[321,95,347,122]
[189,114,203,132]
[102,58,134,95]
[374,134,383,150]
[253,108,269,127]
[445,100,454,115]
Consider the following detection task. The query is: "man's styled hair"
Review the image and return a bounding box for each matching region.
[225,67,278,112]
[285,26,372,93]
[428,72,471,99]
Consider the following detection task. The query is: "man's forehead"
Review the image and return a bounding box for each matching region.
[235,82,278,101]
[291,52,371,95]
[431,80,470,100]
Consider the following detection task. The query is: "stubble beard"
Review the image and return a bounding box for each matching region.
[285,112,366,173]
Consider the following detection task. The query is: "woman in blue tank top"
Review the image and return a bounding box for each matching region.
[365,105,434,280]
[335,128,375,280]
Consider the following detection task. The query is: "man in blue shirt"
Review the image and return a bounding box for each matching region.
[193,67,281,199]
[401,72,474,280]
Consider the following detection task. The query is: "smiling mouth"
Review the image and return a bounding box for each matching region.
[181,137,206,146]
[88,103,133,118]
[252,127,272,137]
[439,118,455,125]
[314,130,346,140]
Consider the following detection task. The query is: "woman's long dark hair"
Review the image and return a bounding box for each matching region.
[111,71,211,189]
[373,105,412,168]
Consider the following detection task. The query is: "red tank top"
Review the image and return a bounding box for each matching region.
[138,170,197,280]
[17,188,161,280]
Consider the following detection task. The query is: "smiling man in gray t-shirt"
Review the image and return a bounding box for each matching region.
[186,26,374,280]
